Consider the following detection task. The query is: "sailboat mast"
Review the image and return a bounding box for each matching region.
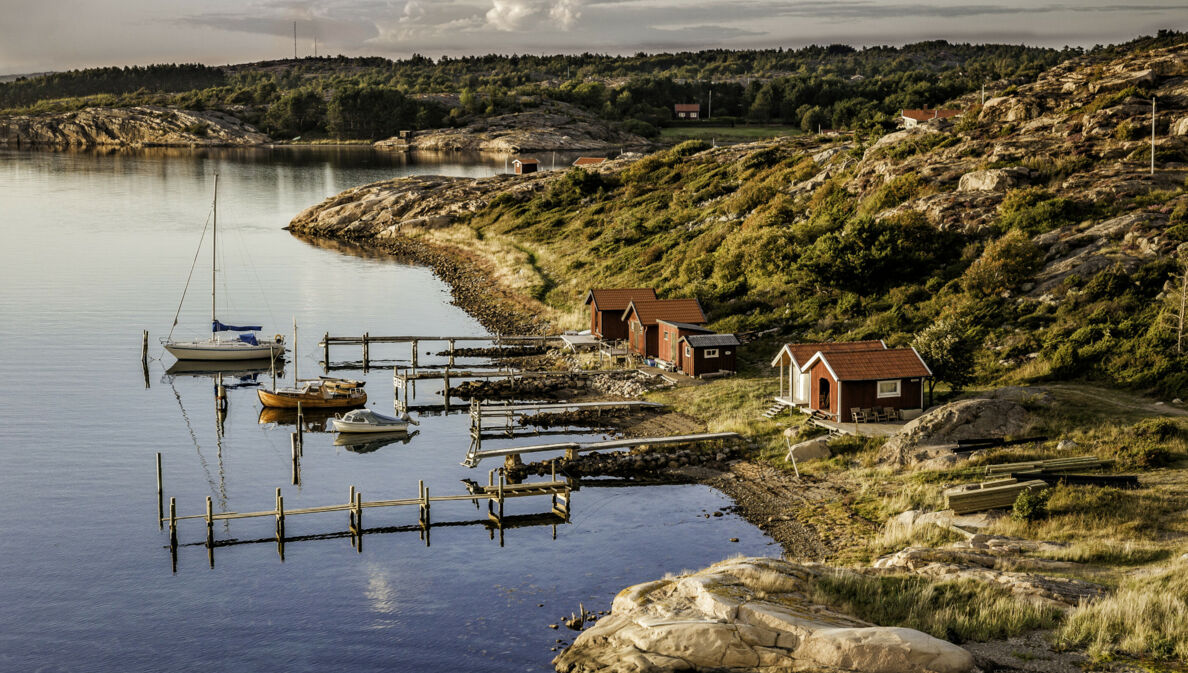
[211,173,219,335]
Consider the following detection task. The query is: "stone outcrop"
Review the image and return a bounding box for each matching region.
[375,102,649,153]
[879,396,1031,465]
[956,167,1030,192]
[0,106,269,147]
[553,557,975,673]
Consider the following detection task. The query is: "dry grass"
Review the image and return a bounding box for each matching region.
[1059,557,1188,660]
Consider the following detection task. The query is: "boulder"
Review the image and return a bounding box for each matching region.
[956,167,1029,192]
[1173,116,1188,137]
[786,436,832,463]
[554,557,976,673]
[879,397,1030,465]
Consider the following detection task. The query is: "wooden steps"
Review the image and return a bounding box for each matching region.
[762,402,787,419]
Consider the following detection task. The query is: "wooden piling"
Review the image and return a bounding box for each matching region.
[156,453,163,529]
[448,339,456,366]
[348,485,356,532]
[323,331,330,369]
[169,497,177,548]
[411,339,418,368]
[275,488,285,543]
[362,332,370,370]
[354,491,363,549]
[141,330,149,364]
[205,496,214,549]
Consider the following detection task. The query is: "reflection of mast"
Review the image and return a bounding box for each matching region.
[167,374,220,509]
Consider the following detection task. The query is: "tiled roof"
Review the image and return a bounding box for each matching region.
[656,319,714,332]
[777,340,885,366]
[572,157,607,166]
[901,108,962,122]
[674,103,700,112]
[810,348,931,381]
[623,299,707,326]
[584,288,657,310]
[682,333,740,347]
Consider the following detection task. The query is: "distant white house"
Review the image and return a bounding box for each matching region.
[901,107,963,128]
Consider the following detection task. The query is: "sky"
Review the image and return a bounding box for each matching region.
[1,0,1186,74]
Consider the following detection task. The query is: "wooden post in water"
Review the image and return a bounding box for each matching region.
[156,453,163,529]
[348,485,356,533]
[443,369,451,413]
[205,496,214,567]
[291,433,300,485]
[276,489,285,561]
[354,491,363,552]
[168,497,177,549]
[448,339,456,366]
[362,332,370,371]
[323,331,330,371]
[411,339,418,368]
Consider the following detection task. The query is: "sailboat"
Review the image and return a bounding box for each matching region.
[162,174,285,361]
[257,320,367,409]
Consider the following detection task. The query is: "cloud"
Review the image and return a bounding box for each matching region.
[550,0,583,29]
[485,0,584,31]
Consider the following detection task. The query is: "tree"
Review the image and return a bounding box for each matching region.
[263,88,326,137]
[913,316,978,406]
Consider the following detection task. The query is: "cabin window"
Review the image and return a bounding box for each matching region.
[663,331,669,341]
[684,345,691,357]
[705,348,719,358]
[877,380,901,398]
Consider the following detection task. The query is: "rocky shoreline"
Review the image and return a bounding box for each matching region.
[0,106,269,147]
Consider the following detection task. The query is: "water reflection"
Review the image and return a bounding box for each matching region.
[334,430,420,453]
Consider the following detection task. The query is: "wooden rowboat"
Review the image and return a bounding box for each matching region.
[257,377,367,409]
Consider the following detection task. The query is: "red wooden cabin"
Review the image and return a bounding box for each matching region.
[622,299,707,358]
[584,288,656,341]
[801,348,931,421]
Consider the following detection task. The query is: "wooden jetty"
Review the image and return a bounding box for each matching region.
[159,452,571,569]
[468,398,664,447]
[392,367,635,413]
[462,430,742,467]
[320,333,561,369]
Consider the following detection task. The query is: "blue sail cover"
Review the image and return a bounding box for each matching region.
[238,334,259,345]
[213,320,263,332]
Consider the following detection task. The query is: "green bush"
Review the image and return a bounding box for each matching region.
[1012,487,1050,522]
[961,229,1044,296]
[997,187,1080,234]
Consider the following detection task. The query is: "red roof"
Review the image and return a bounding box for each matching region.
[514,158,539,164]
[674,104,700,112]
[572,157,607,167]
[622,299,706,326]
[901,108,962,122]
[584,288,656,310]
[807,348,932,381]
[773,340,885,367]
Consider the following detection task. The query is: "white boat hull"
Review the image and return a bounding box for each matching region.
[164,340,285,361]
[331,419,410,433]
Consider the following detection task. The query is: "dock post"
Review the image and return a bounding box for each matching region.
[448,339,456,367]
[348,485,356,533]
[275,488,285,542]
[362,332,369,371]
[323,331,329,371]
[141,330,148,365]
[168,496,177,549]
[156,453,163,529]
[354,491,363,551]
[443,369,450,413]
[291,433,300,486]
[205,496,214,567]
[411,339,418,368]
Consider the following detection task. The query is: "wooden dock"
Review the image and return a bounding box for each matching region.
[392,367,635,413]
[462,431,741,467]
[159,453,571,569]
[468,398,664,446]
[319,333,561,369]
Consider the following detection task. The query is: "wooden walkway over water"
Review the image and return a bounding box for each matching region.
[393,367,635,413]
[320,333,561,369]
[462,431,742,467]
[158,452,571,569]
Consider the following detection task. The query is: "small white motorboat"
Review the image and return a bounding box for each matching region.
[331,408,412,434]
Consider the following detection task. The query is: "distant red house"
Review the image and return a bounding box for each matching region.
[801,348,931,422]
[679,333,739,377]
[656,319,714,365]
[900,107,962,128]
[674,103,701,119]
[513,158,539,174]
[572,157,607,167]
[584,288,657,341]
[622,299,707,358]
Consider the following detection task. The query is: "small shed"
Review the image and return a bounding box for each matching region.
[584,288,657,341]
[572,157,607,167]
[622,299,707,358]
[674,103,700,119]
[656,319,714,366]
[679,333,739,377]
[770,340,886,408]
[513,158,539,174]
[800,348,931,422]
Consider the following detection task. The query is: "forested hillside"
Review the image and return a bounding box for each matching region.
[0,39,1091,140]
[289,37,1188,398]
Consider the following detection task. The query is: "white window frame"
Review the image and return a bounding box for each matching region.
[684,345,691,357]
[663,331,669,341]
[876,379,901,398]
[704,348,719,358]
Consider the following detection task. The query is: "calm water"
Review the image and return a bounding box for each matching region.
[0,147,774,673]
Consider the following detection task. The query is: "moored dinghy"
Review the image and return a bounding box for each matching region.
[331,408,411,433]
[257,376,367,409]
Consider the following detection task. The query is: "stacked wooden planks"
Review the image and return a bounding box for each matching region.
[944,478,1049,514]
[983,455,1108,476]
